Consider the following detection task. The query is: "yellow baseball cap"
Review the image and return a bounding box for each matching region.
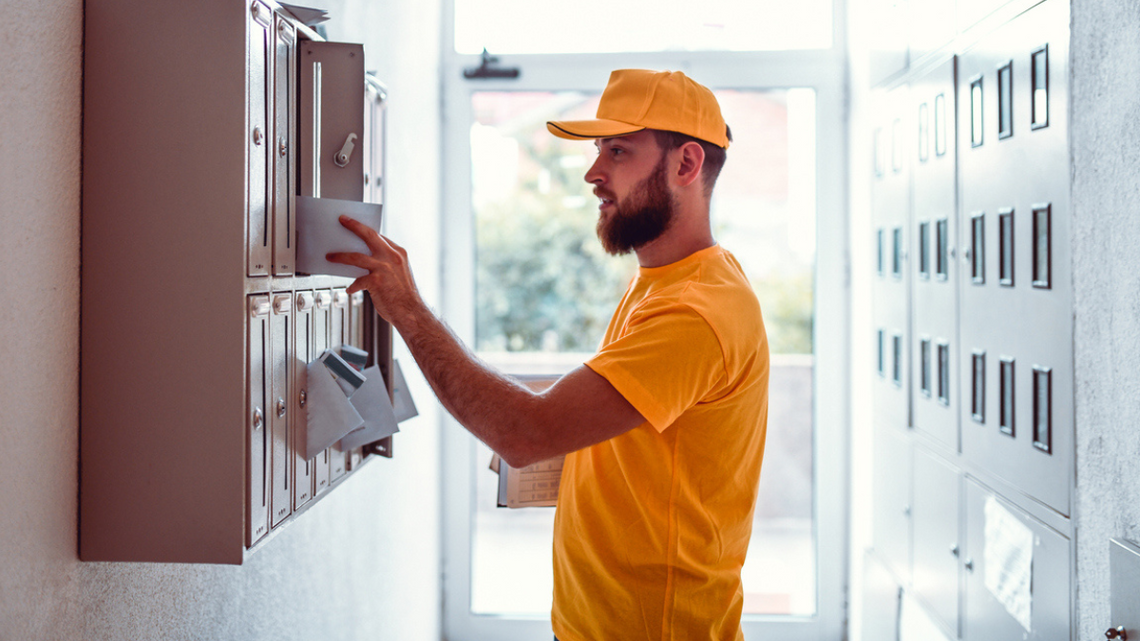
[547,69,729,149]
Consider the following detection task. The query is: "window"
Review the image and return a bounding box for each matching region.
[937,341,950,406]
[970,76,984,147]
[971,212,985,284]
[1000,357,1016,436]
[918,221,930,279]
[934,93,948,156]
[1031,44,1049,129]
[1033,366,1052,453]
[997,61,1013,139]
[1033,204,1052,288]
[971,350,986,422]
[920,337,932,396]
[999,208,1014,286]
[935,218,949,280]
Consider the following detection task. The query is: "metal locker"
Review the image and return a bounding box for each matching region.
[247,295,271,546]
[312,289,332,495]
[911,57,959,452]
[862,551,904,641]
[957,0,1071,516]
[871,86,913,431]
[962,477,1071,641]
[911,445,961,636]
[347,290,366,470]
[872,424,912,584]
[1108,538,1140,640]
[328,288,350,482]
[246,1,272,277]
[271,14,296,276]
[269,294,292,527]
[299,41,365,201]
[292,291,314,510]
[364,74,388,206]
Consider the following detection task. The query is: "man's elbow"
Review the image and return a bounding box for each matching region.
[499,445,543,470]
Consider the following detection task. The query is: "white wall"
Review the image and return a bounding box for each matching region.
[1070,1,1140,637]
[0,1,443,639]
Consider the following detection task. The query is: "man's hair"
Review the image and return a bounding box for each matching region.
[651,126,733,197]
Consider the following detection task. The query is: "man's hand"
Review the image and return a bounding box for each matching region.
[326,215,423,332]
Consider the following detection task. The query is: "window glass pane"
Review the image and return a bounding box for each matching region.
[455,0,833,54]
[468,88,818,618]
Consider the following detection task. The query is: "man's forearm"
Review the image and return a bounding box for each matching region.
[392,301,548,467]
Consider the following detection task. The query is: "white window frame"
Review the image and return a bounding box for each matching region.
[439,5,850,639]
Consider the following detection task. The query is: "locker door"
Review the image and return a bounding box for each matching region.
[911,58,959,452]
[958,0,1071,516]
[871,86,912,431]
[246,2,272,276]
[247,295,271,546]
[299,41,365,201]
[872,424,912,584]
[347,290,366,470]
[962,477,1071,641]
[911,445,961,636]
[328,289,350,482]
[312,289,332,495]
[271,14,296,275]
[862,551,903,641]
[292,291,314,509]
[364,74,388,206]
[270,294,292,527]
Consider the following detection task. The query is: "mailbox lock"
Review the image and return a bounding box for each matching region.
[252,126,264,146]
[334,133,358,167]
[253,407,264,430]
[299,389,307,408]
[278,137,287,157]
[949,544,960,557]
[276,398,287,418]
[1106,627,1127,640]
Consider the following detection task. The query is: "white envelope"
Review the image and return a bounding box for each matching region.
[339,365,401,450]
[296,196,383,278]
[304,358,365,459]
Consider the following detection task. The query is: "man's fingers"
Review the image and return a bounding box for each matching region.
[338,215,388,255]
[326,251,375,269]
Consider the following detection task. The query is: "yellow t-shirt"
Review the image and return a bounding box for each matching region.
[552,245,770,641]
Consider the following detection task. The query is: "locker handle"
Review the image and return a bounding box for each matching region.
[949,544,959,557]
[276,398,287,418]
[253,407,264,430]
[334,133,358,167]
[964,558,974,572]
[1105,626,1127,640]
[299,389,307,408]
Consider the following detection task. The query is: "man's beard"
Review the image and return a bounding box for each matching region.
[595,156,677,256]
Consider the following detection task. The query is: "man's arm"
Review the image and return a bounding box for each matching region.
[328,216,646,468]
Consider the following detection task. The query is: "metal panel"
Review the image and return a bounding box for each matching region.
[271,15,296,275]
[247,295,271,546]
[871,86,913,431]
[292,291,314,509]
[299,41,365,201]
[862,551,904,641]
[364,74,388,206]
[1109,538,1140,640]
[958,0,1071,516]
[246,2,272,276]
[270,294,292,527]
[912,445,961,636]
[313,289,331,495]
[911,58,959,452]
[962,477,1070,641]
[873,424,912,583]
[328,289,350,482]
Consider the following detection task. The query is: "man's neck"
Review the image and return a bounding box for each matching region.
[633,216,716,268]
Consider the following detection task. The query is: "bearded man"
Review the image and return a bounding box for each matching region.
[330,69,770,641]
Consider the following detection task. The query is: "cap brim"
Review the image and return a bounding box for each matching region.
[546,119,645,141]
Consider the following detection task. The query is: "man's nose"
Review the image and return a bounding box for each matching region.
[584,156,606,185]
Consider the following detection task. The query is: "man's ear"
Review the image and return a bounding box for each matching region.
[674,141,706,189]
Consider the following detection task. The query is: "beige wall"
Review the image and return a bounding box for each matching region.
[0,1,443,639]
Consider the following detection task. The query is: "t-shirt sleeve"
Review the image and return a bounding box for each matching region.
[585,298,726,432]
